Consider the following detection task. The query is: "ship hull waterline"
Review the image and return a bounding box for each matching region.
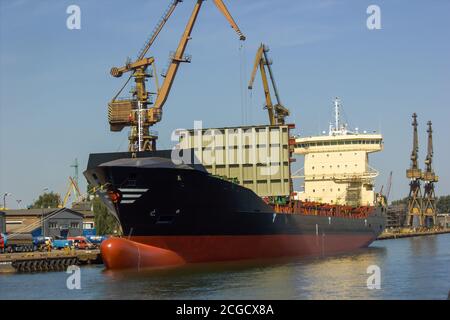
[101,233,377,270]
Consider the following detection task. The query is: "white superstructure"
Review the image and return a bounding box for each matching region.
[294,98,383,206]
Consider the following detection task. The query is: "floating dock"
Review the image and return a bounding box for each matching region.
[377,228,450,240]
[0,249,101,273]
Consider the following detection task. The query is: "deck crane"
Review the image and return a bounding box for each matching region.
[248,44,289,125]
[108,0,246,153]
[406,113,423,227]
[422,121,438,226]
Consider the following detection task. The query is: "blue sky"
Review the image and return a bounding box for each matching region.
[1,0,449,208]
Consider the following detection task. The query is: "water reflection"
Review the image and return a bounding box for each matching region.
[100,247,388,300]
[1,234,449,300]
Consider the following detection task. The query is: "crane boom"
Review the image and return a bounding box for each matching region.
[150,0,203,120]
[60,176,82,208]
[248,44,289,125]
[248,45,275,125]
[149,0,246,122]
[248,45,264,90]
[262,48,281,106]
[386,171,393,202]
[137,0,182,60]
[212,0,246,40]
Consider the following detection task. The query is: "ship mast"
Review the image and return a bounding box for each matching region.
[335,97,340,132]
[329,97,349,136]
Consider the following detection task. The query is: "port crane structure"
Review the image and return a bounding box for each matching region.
[248,44,289,125]
[422,121,438,226]
[406,113,423,227]
[59,176,82,208]
[108,0,245,153]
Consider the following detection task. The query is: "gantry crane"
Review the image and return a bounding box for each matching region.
[422,121,438,226]
[248,44,289,125]
[108,0,246,153]
[406,113,423,227]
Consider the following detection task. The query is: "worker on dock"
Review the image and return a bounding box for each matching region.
[45,239,52,252]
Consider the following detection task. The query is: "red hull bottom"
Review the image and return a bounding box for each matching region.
[101,234,376,270]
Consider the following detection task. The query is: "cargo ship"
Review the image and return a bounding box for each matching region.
[84,100,386,270]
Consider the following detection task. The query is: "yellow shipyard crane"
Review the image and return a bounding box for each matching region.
[248,44,289,125]
[406,113,423,227]
[422,121,438,226]
[59,176,82,208]
[108,0,246,153]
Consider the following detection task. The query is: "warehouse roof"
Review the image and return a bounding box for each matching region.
[4,208,85,217]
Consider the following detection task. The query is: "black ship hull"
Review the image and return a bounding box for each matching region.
[84,152,385,269]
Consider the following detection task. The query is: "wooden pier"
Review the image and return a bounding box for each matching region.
[0,249,102,273]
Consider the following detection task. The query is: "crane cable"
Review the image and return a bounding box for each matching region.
[238,41,248,125]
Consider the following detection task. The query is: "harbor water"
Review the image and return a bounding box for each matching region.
[1,233,449,300]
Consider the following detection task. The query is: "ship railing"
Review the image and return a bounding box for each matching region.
[272,201,375,219]
[304,171,379,182]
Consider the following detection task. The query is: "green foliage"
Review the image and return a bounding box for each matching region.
[32,192,61,209]
[437,195,450,213]
[391,195,450,213]
[93,197,120,235]
[391,197,408,206]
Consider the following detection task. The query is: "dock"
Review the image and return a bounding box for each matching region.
[0,249,102,273]
[377,228,450,240]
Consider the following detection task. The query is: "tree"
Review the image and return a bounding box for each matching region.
[32,192,61,209]
[93,197,121,235]
[437,195,450,213]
